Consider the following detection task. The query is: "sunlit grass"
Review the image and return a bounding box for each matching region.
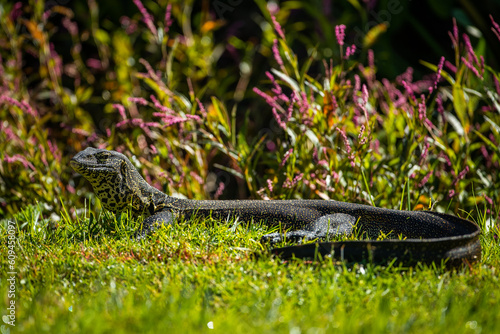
[1,205,499,333]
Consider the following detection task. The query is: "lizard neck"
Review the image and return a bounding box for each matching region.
[128,172,193,216]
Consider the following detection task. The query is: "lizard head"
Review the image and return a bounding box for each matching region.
[71,147,159,215]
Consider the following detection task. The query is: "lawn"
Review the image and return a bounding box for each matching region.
[1,204,499,333]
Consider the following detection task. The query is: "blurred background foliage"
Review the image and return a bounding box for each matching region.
[0,0,499,231]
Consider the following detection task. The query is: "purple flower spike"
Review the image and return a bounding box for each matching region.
[271,15,286,40]
[335,24,346,46]
[164,4,172,34]
[490,15,500,42]
[196,98,207,117]
[419,171,433,188]
[462,34,479,66]
[113,104,127,120]
[128,97,149,105]
[280,149,293,167]
[452,18,459,45]
[461,56,481,79]
[431,56,445,92]
[418,95,426,121]
[345,44,356,59]
[214,182,225,199]
[272,39,285,71]
[267,179,274,192]
[133,0,158,37]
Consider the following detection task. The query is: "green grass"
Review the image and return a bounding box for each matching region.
[1,205,499,333]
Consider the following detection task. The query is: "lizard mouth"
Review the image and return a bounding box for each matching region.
[70,159,80,169]
[70,159,83,172]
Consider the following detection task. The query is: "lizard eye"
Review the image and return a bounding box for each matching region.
[97,151,112,161]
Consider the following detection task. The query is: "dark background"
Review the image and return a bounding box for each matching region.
[77,0,500,79]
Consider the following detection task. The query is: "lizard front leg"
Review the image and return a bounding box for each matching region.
[135,209,174,239]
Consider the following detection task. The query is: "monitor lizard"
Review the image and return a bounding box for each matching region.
[71,147,481,267]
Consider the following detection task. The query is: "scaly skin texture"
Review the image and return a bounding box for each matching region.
[71,147,482,267]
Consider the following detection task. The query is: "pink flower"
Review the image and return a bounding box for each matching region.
[48,140,61,161]
[444,61,457,73]
[66,184,76,194]
[253,87,280,110]
[362,84,369,104]
[0,95,38,117]
[128,97,149,105]
[272,107,287,130]
[462,34,479,66]
[358,125,367,145]
[62,17,78,36]
[196,98,207,117]
[267,179,274,192]
[139,58,170,95]
[280,149,293,167]
[457,166,469,180]
[430,56,445,93]
[164,4,172,34]
[449,17,459,46]
[490,15,500,42]
[266,71,289,102]
[418,171,433,188]
[150,95,175,114]
[9,2,22,22]
[485,194,493,206]
[345,44,356,59]
[354,74,361,92]
[461,56,481,79]
[272,39,285,71]
[120,16,138,34]
[335,25,346,46]
[493,75,500,96]
[4,154,35,171]
[186,114,201,121]
[113,104,127,120]
[39,144,48,167]
[86,58,102,70]
[133,0,158,36]
[368,49,375,69]
[396,67,413,85]
[436,94,445,117]
[283,173,303,188]
[214,182,225,199]
[336,127,351,155]
[420,140,430,164]
[190,171,204,185]
[271,15,286,40]
[418,95,426,121]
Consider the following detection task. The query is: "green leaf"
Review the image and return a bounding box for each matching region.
[452,83,468,137]
[473,129,500,155]
[271,68,300,91]
[213,163,244,180]
[420,60,455,85]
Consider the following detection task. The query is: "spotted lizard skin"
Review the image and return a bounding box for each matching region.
[71,147,481,267]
